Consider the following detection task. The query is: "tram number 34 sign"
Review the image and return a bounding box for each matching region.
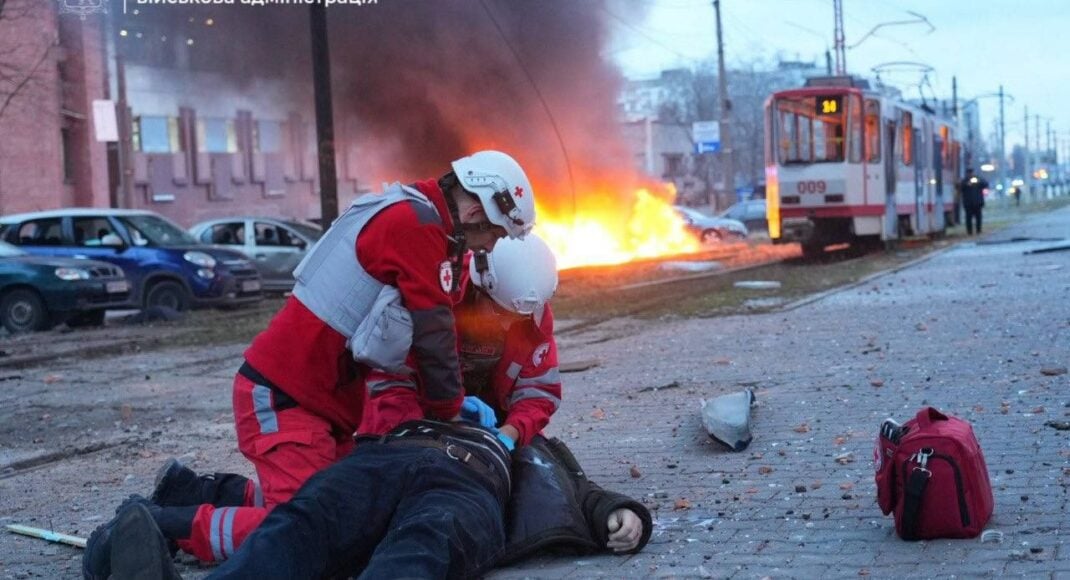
[796,180,827,194]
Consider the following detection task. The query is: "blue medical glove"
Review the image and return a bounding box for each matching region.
[460,396,497,429]
[496,431,516,452]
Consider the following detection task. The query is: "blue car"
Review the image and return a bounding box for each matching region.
[0,241,131,332]
[0,209,263,311]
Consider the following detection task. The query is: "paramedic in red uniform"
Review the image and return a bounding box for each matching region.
[360,233,563,449]
[82,150,537,578]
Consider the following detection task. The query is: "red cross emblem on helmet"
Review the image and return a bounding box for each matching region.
[513,186,524,198]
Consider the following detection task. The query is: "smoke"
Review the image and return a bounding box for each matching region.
[328,0,639,213]
[118,0,650,213]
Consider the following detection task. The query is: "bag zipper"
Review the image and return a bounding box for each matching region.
[930,453,970,527]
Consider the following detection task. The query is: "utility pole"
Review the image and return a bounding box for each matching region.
[309,5,339,225]
[713,0,733,212]
[833,0,846,75]
[116,53,132,210]
[1034,114,1041,200]
[1024,105,1031,201]
[952,76,958,119]
[998,85,1006,200]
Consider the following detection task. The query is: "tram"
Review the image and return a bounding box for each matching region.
[764,76,962,257]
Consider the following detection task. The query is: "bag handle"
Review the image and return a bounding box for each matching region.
[914,407,948,429]
[900,466,931,541]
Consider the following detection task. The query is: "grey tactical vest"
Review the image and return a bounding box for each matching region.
[292,183,439,372]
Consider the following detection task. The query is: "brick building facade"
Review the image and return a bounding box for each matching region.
[0,0,109,216]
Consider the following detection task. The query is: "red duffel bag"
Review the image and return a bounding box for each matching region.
[874,407,994,540]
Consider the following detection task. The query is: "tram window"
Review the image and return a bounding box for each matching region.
[775,96,846,164]
[864,99,881,163]
[901,112,913,166]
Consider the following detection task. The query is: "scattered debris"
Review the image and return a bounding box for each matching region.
[713,357,732,366]
[915,322,928,331]
[559,359,601,373]
[629,465,642,478]
[700,389,756,452]
[794,485,807,493]
[1040,366,1067,377]
[637,381,681,393]
[674,498,692,510]
[5,524,86,549]
[758,466,774,475]
[834,452,855,465]
[590,408,606,420]
[733,280,782,290]
[1044,421,1070,431]
[793,422,811,433]
[660,261,722,273]
[979,529,1004,544]
[870,379,885,388]
[42,374,63,384]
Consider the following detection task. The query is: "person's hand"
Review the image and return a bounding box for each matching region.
[496,431,515,451]
[606,508,643,552]
[459,396,497,428]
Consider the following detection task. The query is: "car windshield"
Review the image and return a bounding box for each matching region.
[0,241,26,257]
[283,221,323,241]
[118,214,199,247]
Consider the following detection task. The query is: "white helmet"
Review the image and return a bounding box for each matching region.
[451,150,536,239]
[469,233,558,316]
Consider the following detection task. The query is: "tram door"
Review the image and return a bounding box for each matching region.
[914,126,925,234]
[932,135,945,233]
[883,119,899,240]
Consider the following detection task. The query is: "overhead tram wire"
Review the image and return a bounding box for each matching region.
[477,0,578,224]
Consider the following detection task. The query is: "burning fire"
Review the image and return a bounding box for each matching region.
[534,183,701,270]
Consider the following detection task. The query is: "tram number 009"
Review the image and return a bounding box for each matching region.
[796,180,827,194]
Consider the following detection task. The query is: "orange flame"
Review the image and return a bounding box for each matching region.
[534,183,701,270]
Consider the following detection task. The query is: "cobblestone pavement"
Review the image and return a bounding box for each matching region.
[1,207,1068,579]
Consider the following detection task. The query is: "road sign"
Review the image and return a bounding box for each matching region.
[693,121,721,154]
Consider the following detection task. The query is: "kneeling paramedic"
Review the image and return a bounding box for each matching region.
[82,151,537,578]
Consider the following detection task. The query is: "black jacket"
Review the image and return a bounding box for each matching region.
[496,435,653,565]
[960,176,988,208]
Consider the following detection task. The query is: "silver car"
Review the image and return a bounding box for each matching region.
[190,217,321,292]
[674,205,748,243]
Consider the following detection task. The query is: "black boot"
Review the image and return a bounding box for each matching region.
[109,502,182,580]
[152,458,251,507]
[83,496,154,580]
[84,495,196,579]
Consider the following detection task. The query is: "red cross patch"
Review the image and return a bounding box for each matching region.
[514,186,524,198]
[532,342,550,366]
[439,261,453,293]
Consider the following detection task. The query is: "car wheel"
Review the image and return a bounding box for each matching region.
[701,229,722,243]
[1,288,52,333]
[144,281,190,312]
[67,310,106,328]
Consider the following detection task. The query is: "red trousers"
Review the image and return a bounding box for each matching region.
[177,374,354,562]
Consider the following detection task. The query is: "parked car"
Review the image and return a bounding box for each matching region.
[718,199,768,234]
[0,209,262,312]
[0,241,131,332]
[190,217,322,292]
[674,205,748,242]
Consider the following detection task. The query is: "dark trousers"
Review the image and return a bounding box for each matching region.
[206,441,506,580]
[964,206,983,235]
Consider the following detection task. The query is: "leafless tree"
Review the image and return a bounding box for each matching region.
[0,0,56,120]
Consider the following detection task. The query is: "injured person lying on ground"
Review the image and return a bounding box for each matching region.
[82,234,652,578]
[96,418,652,579]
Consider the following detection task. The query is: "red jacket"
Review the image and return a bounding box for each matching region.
[243,179,465,433]
[360,283,561,446]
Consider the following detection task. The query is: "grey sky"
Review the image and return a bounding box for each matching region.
[610,0,1069,149]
